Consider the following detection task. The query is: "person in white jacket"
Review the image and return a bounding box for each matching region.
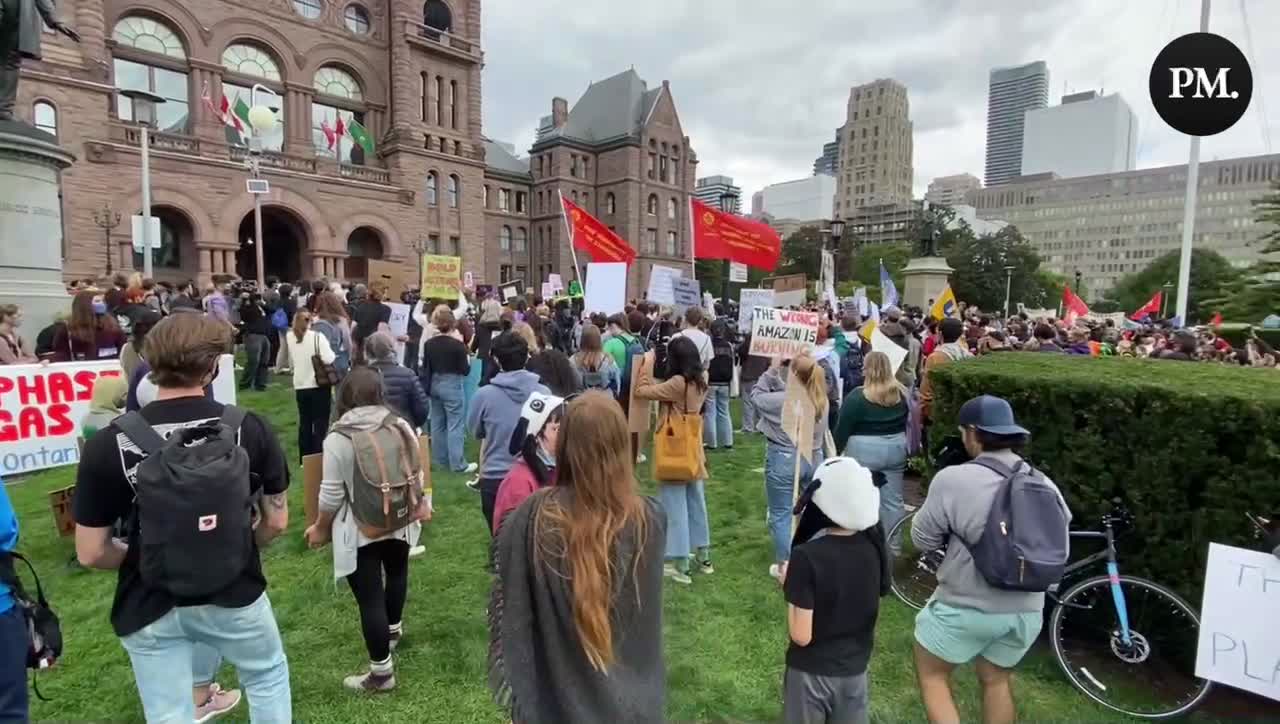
[412,293,469,362]
[285,309,336,462]
[304,367,429,693]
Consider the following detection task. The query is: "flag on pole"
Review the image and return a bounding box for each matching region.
[335,115,347,141]
[320,119,336,150]
[346,118,374,155]
[930,285,958,319]
[201,81,246,138]
[869,300,881,324]
[691,199,781,271]
[879,261,899,309]
[561,195,637,265]
[1062,286,1090,326]
[232,96,252,135]
[1129,291,1163,321]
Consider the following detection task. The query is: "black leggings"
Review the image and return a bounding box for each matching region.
[346,539,410,662]
[296,386,332,462]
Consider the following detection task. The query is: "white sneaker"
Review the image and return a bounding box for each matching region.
[408,545,426,558]
[663,563,692,585]
[463,462,479,475]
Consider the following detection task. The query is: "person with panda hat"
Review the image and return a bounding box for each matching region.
[491,392,566,534]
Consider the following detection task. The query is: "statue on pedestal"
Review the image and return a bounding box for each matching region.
[0,0,80,122]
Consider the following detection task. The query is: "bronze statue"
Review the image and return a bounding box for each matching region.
[0,0,80,123]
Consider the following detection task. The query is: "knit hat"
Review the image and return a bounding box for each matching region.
[507,392,566,455]
[793,456,880,533]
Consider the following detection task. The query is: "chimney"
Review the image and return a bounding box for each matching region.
[551,97,569,129]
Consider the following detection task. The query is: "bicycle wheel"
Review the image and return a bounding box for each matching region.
[886,511,940,610]
[1049,574,1212,720]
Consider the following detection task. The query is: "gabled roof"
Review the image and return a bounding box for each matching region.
[483,138,532,179]
[538,69,664,146]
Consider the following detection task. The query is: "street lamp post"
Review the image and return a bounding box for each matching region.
[245,84,280,288]
[119,89,166,279]
[829,219,846,293]
[92,202,122,275]
[1003,265,1016,318]
[411,237,430,292]
[1161,281,1174,319]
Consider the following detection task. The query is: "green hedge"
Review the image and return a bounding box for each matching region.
[928,354,1280,601]
[1215,323,1280,350]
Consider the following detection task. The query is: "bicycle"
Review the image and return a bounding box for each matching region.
[886,499,1212,720]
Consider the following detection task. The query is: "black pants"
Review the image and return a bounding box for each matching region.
[479,477,502,535]
[346,540,410,662]
[0,607,27,722]
[267,327,282,368]
[241,333,271,390]
[296,386,332,461]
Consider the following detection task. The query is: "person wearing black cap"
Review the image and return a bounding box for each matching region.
[910,395,1070,724]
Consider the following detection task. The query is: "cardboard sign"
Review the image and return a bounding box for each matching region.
[646,265,683,306]
[739,289,775,328]
[671,277,701,311]
[541,282,554,299]
[584,262,627,315]
[386,302,411,364]
[1195,543,1280,701]
[765,273,807,308]
[870,327,908,374]
[306,434,431,528]
[548,273,564,293]
[420,254,462,299]
[368,259,411,295]
[729,261,748,283]
[500,279,524,303]
[749,307,820,359]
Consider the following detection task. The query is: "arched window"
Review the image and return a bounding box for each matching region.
[293,0,323,19]
[667,198,677,219]
[515,228,528,253]
[312,66,367,164]
[647,194,658,215]
[447,174,459,207]
[483,185,490,208]
[33,101,57,137]
[221,44,284,151]
[500,226,512,250]
[344,4,371,34]
[313,66,362,101]
[571,190,578,203]
[606,192,616,215]
[423,0,452,31]
[111,15,190,134]
[426,172,438,206]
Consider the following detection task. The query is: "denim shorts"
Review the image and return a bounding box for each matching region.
[914,599,1042,669]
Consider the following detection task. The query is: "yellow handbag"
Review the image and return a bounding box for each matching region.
[652,385,703,482]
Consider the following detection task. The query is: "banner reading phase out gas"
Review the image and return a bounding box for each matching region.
[0,361,123,475]
[749,307,820,359]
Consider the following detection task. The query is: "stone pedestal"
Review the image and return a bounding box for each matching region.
[0,121,76,342]
[901,256,954,311]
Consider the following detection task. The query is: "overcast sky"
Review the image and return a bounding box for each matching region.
[480,0,1279,204]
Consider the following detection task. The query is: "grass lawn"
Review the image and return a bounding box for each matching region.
[9,377,1219,722]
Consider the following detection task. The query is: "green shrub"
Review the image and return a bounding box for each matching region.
[928,354,1280,601]
[1213,323,1280,350]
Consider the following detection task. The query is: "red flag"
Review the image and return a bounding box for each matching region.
[1211,312,1223,327]
[320,119,336,150]
[561,195,637,265]
[1129,291,1163,321]
[335,115,347,140]
[691,198,780,271]
[1062,286,1090,325]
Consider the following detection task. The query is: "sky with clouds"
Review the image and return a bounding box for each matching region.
[479,0,1279,204]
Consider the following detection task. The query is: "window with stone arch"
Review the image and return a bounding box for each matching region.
[606,192,616,215]
[500,226,511,251]
[667,197,677,220]
[647,194,658,216]
[312,66,368,164]
[33,101,57,138]
[426,172,439,206]
[313,66,363,101]
[222,43,282,82]
[221,43,285,151]
[423,0,452,31]
[111,15,190,134]
[447,174,459,207]
[515,228,527,253]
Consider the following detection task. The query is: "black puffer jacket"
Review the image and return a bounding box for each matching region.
[370,360,429,429]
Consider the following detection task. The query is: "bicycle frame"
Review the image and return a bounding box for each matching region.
[1062,522,1133,646]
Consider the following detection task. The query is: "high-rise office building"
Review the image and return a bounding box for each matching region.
[759,175,837,222]
[1021,91,1138,179]
[695,175,743,214]
[835,79,914,219]
[813,136,839,176]
[985,61,1049,187]
[925,173,983,207]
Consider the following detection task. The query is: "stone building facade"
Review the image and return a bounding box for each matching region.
[14,0,488,288]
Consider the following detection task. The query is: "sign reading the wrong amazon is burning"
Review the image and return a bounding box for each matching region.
[748,307,819,359]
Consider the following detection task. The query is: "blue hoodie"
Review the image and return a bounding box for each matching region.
[0,481,18,615]
[467,370,548,480]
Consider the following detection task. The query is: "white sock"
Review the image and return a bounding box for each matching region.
[370,655,393,676]
[388,622,403,636]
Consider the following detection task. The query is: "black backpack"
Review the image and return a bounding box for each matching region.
[116,407,256,598]
[648,319,676,380]
[961,457,1070,592]
[0,552,61,686]
[708,337,734,384]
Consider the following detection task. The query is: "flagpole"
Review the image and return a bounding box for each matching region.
[688,196,697,276]
[336,114,343,172]
[558,189,584,288]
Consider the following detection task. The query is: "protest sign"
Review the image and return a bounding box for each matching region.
[584,262,627,315]
[870,327,908,374]
[729,262,748,283]
[500,279,523,303]
[764,273,808,307]
[646,265,683,306]
[739,289,775,328]
[1195,543,1280,701]
[541,282,554,299]
[749,307,820,359]
[672,277,701,311]
[463,271,475,291]
[386,302,411,364]
[420,254,462,299]
[549,273,564,293]
[0,356,235,476]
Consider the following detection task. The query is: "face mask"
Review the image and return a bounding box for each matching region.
[92,301,107,315]
[535,443,556,469]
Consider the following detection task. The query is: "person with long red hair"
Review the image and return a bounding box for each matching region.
[52,291,127,362]
[489,391,666,724]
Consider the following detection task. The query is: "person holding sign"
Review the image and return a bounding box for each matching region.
[751,352,829,583]
[633,337,711,585]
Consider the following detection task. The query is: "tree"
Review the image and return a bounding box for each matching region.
[776,225,826,279]
[1204,181,1280,322]
[847,242,912,294]
[945,226,1057,313]
[1107,249,1240,323]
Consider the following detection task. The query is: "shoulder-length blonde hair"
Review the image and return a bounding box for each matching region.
[512,321,539,352]
[861,350,903,407]
[534,391,651,672]
[789,351,828,417]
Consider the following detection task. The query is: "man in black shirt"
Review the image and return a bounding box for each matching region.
[783,456,888,724]
[74,313,292,722]
[238,293,272,391]
[351,283,392,364]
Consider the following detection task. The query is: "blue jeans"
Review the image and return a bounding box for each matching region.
[740,383,759,432]
[658,481,710,561]
[765,441,822,563]
[429,373,467,472]
[0,606,27,723]
[703,384,733,449]
[846,432,908,537]
[119,593,291,724]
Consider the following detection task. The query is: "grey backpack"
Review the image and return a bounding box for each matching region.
[333,413,423,538]
[963,457,1069,592]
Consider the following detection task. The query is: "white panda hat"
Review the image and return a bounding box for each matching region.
[797,456,880,533]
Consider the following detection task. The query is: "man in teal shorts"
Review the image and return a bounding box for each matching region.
[910,395,1071,724]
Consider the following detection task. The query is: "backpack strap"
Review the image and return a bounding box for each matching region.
[968,456,1025,480]
[218,405,247,441]
[114,412,167,456]
[0,552,46,607]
